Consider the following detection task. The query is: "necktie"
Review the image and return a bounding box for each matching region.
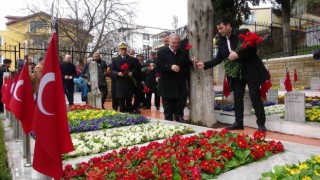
[227,37,232,53]
[122,56,126,60]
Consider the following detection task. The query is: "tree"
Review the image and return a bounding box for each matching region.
[172,15,179,30]
[27,0,136,64]
[188,0,216,127]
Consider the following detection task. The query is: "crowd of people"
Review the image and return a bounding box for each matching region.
[0,17,270,131]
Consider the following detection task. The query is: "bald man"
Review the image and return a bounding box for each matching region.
[60,54,77,105]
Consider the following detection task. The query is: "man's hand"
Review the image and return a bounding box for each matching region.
[118,72,124,77]
[229,51,239,61]
[65,75,69,79]
[128,72,133,76]
[68,76,73,79]
[196,62,204,69]
[171,65,180,72]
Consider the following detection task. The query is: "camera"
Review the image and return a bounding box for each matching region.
[313,49,320,60]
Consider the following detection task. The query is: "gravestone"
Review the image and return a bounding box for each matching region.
[267,89,279,103]
[285,91,305,122]
[280,77,286,90]
[310,77,320,90]
[87,61,102,109]
[243,90,252,116]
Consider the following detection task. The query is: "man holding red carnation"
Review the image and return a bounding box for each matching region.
[196,17,270,132]
[110,42,137,113]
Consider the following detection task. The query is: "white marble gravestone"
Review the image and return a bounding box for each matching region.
[87,61,102,109]
[267,89,279,103]
[285,91,305,122]
[243,91,252,116]
[280,77,286,91]
[310,77,320,90]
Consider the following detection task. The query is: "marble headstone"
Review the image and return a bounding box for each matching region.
[243,90,252,116]
[285,91,305,122]
[267,89,279,103]
[310,77,320,90]
[87,61,102,109]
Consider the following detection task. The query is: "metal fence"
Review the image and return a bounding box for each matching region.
[240,20,320,59]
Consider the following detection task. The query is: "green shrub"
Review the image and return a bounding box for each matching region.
[0,120,12,180]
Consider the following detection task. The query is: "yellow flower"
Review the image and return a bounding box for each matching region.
[299,162,308,170]
[315,156,320,163]
[315,169,320,176]
[290,168,300,175]
[302,176,312,180]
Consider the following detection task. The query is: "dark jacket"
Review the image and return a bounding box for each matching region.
[145,59,157,89]
[60,62,77,83]
[156,46,193,98]
[110,55,137,98]
[95,59,108,87]
[204,29,270,86]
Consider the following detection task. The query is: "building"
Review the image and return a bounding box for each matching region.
[0,11,90,67]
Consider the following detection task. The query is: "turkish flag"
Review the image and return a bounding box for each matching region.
[294,68,298,83]
[4,75,12,111]
[33,33,74,179]
[284,71,293,92]
[223,76,230,97]
[9,62,35,133]
[1,75,9,103]
[260,70,272,100]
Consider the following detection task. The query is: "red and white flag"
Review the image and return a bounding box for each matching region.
[4,74,13,111]
[9,62,35,133]
[1,75,9,103]
[294,68,298,83]
[260,70,272,100]
[223,76,230,97]
[33,33,74,179]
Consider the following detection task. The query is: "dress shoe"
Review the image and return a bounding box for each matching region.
[143,106,151,109]
[258,125,267,132]
[176,117,186,123]
[132,109,141,114]
[225,123,244,130]
[156,107,160,110]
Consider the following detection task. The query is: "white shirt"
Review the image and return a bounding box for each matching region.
[226,36,232,53]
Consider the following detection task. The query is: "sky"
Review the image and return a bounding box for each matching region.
[0,0,188,31]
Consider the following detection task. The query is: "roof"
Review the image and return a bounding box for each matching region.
[5,11,83,25]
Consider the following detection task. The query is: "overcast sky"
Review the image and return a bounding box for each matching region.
[0,0,188,31]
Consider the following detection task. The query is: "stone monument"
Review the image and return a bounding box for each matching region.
[285,91,305,122]
[87,61,102,109]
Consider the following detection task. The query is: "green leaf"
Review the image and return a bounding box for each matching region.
[201,173,215,179]
[189,160,195,167]
[108,171,116,179]
[153,165,159,175]
[273,165,285,176]
[171,154,177,166]
[173,174,181,180]
[205,152,212,160]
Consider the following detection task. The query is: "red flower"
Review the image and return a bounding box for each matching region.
[143,87,151,93]
[237,138,248,149]
[120,63,129,74]
[253,131,266,141]
[239,32,263,49]
[185,42,192,51]
[155,73,160,77]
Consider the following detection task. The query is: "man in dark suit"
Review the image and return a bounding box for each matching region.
[110,42,137,113]
[156,33,194,122]
[144,51,160,110]
[60,54,77,105]
[196,17,269,132]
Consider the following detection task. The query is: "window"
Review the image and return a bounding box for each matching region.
[30,21,48,32]
[143,34,150,40]
[248,12,256,22]
[143,45,149,50]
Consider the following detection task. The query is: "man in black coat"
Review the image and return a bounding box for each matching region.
[60,55,77,105]
[144,51,160,110]
[110,42,137,113]
[156,33,194,122]
[196,17,270,132]
[0,59,12,112]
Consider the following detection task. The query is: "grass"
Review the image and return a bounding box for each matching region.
[0,118,12,180]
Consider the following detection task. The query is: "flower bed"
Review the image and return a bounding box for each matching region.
[62,130,284,179]
[68,104,96,111]
[63,122,194,159]
[252,104,285,116]
[261,155,320,180]
[306,106,320,122]
[215,100,235,111]
[68,112,150,133]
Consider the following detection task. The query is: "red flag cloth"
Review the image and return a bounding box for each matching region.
[33,33,74,179]
[294,68,298,83]
[9,62,35,133]
[6,72,19,112]
[260,80,272,100]
[1,76,9,103]
[284,71,293,92]
[223,76,230,97]
[4,76,12,111]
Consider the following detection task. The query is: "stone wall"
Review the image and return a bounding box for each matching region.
[264,54,320,88]
[213,54,320,88]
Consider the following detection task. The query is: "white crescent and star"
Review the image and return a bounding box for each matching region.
[10,82,15,94]
[37,72,55,116]
[13,80,24,102]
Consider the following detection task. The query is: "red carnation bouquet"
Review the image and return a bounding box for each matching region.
[185,42,192,51]
[120,63,129,74]
[142,86,151,93]
[224,31,264,78]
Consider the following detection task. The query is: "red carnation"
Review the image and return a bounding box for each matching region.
[120,63,129,74]
[185,42,192,51]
